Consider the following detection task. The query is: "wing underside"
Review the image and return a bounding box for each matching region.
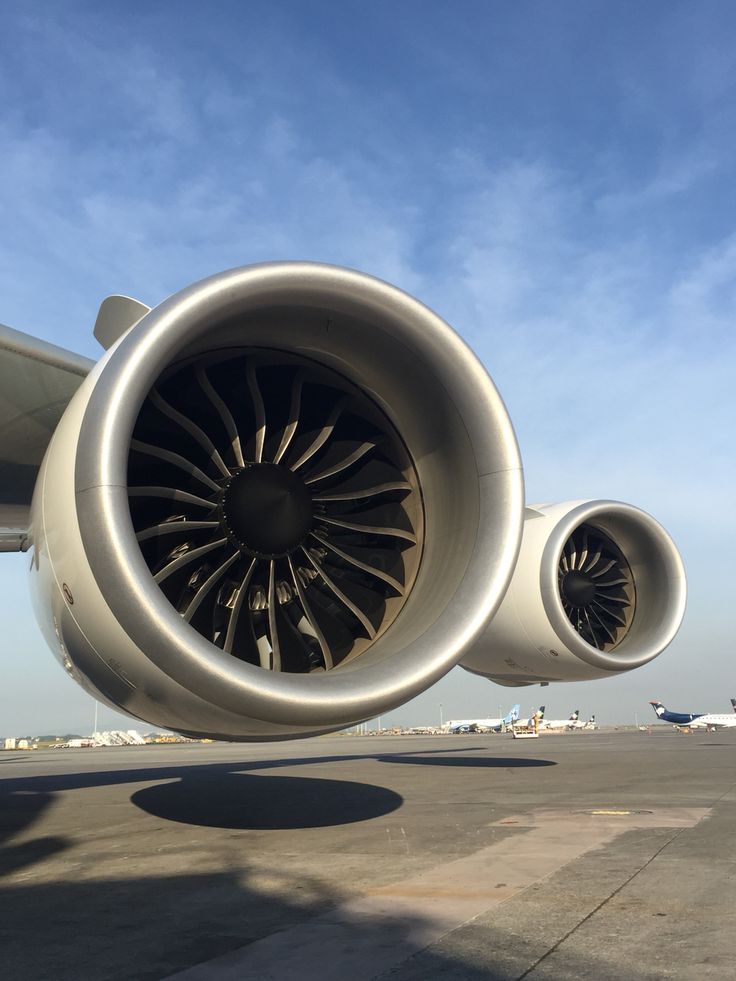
[0,324,93,550]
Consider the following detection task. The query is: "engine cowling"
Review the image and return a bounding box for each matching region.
[29,262,524,739]
[460,500,686,686]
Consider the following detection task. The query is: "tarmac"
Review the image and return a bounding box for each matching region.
[1,728,735,980]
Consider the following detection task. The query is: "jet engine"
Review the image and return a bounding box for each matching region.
[460,500,686,686]
[29,262,524,739]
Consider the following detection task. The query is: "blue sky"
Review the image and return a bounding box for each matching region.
[1,1,736,733]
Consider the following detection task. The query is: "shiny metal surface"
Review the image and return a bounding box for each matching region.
[540,501,686,672]
[92,295,151,350]
[461,500,686,685]
[31,262,524,739]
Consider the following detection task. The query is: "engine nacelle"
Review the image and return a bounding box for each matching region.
[29,262,524,739]
[460,501,686,686]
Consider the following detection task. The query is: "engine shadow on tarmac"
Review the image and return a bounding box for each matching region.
[131,771,403,829]
[0,750,658,981]
[0,747,556,840]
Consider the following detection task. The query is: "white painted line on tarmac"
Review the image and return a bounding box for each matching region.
[164,806,709,981]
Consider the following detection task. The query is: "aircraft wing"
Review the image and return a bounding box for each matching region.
[0,324,93,551]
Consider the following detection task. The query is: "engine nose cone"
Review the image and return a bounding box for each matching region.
[221,463,313,557]
[561,570,597,608]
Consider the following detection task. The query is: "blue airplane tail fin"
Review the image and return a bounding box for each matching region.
[649,701,704,725]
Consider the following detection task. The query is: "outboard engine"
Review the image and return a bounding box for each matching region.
[461,501,686,686]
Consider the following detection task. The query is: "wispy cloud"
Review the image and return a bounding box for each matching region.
[1,2,736,728]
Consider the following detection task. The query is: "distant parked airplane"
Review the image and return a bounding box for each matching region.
[539,709,581,731]
[516,706,546,728]
[447,704,521,733]
[649,701,736,731]
[568,712,597,730]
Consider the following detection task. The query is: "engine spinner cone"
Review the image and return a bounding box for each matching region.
[220,463,313,558]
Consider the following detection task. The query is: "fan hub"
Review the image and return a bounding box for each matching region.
[561,570,597,608]
[221,463,313,557]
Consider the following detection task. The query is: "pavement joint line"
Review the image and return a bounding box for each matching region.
[513,823,691,981]
[161,806,710,981]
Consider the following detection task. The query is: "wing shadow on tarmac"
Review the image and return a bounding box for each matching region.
[0,787,67,878]
[0,750,592,981]
[0,859,618,981]
[377,755,556,768]
[0,747,556,838]
[0,744,555,795]
[0,788,666,981]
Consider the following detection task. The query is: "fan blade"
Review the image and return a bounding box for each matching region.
[130,440,220,493]
[272,372,303,464]
[304,440,376,485]
[582,548,603,573]
[182,552,240,622]
[267,560,281,670]
[592,601,627,628]
[196,365,244,467]
[289,399,345,472]
[287,556,334,669]
[154,538,229,584]
[590,559,617,578]
[301,546,377,639]
[313,481,411,502]
[149,389,230,477]
[136,520,219,543]
[128,486,217,510]
[319,514,417,544]
[246,363,266,464]
[582,609,601,649]
[578,532,589,571]
[587,605,617,644]
[310,531,405,594]
[596,594,630,607]
[223,558,257,654]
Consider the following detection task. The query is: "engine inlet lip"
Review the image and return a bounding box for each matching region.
[74,262,525,728]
